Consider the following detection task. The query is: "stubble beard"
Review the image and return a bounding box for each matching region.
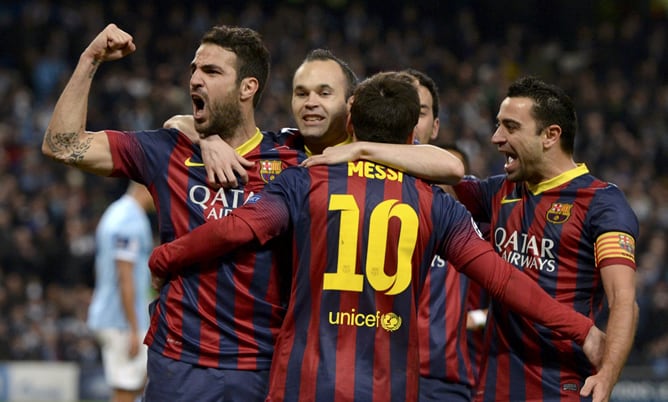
[195,94,243,140]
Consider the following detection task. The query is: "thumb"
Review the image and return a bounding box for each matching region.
[580,376,594,397]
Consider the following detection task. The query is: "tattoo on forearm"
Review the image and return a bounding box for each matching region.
[88,59,100,79]
[45,129,93,166]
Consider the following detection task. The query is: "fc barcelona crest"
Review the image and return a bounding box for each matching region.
[260,159,283,183]
[546,202,572,224]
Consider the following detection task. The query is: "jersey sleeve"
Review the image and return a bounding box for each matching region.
[588,184,639,270]
[148,168,306,277]
[105,128,181,184]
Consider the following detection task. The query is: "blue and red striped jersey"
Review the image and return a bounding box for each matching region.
[232,160,493,402]
[418,258,478,388]
[105,127,304,370]
[197,159,595,402]
[418,220,490,394]
[455,165,639,402]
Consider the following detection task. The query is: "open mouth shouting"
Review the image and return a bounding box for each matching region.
[192,93,207,122]
[503,151,519,173]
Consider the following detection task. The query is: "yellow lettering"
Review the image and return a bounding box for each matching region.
[374,164,386,180]
[364,161,374,179]
[347,161,403,182]
[355,313,366,326]
[348,161,364,177]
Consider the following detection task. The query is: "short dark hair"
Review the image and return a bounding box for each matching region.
[403,68,439,119]
[350,71,419,144]
[301,49,358,99]
[439,143,470,174]
[201,26,270,108]
[507,76,577,154]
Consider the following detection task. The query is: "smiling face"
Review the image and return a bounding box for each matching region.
[492,96,546,184]
[189,44,242,138]
[291,59,350,150]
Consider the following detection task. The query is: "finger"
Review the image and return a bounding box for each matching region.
[221,167,238,188]
[303,155,326,167]
[580,377,594,397]
[232,161,249,185]
[206,167,221,188]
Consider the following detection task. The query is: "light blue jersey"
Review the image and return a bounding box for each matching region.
[87,194,152,332]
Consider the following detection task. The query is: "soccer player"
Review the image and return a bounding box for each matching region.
[149,71,605,402]
[454,76,639,402]
[401,68,487,401]
[42,23,303,401]
[87,181,154,402]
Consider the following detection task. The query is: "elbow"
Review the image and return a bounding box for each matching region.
[439,158,465,185]
[41,135,58,161]
[452,160,465,182]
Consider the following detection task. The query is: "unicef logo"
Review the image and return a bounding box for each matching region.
[381,313,402,332]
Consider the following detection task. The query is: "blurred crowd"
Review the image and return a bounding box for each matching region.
[1,0,667,377]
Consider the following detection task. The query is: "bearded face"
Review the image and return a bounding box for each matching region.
[195,87,243,140]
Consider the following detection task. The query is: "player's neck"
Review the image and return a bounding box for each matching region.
[225,119,258,149]
[537,154,578,183]
[303,130,349,155]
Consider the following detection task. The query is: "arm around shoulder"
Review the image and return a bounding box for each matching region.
[356,142,465,183]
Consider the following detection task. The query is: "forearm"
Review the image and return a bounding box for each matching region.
[42,53,98,165]
[462,250,593,344]
[356,143,465,183]
[149,214,258,277]
[118,263,138,333]
[599,294,638,383]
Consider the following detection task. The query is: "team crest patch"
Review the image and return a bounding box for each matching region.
[618,233,635,254]
[546,202,572,224]
[260,159,283,183]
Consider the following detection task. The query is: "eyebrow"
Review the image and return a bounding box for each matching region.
[296,83,334,90]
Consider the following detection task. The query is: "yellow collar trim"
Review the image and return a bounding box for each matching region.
[304,135,353,157]
[235,128,263,157]
[529,163,589,195]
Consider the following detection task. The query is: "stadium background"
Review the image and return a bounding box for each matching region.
[0,0,667,400]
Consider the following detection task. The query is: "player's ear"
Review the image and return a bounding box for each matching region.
[542,124,561,149]
[430,117,440,141]
[239,77,259,103]
[346,95,354,115]
[346,113,354,137]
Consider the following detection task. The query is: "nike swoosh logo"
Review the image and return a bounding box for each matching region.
[500,197,521,204]
[184,157,205,167]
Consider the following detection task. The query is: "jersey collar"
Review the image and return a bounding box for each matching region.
[528,163,589,195]
[236,128,263,157]
[304,135,353,157]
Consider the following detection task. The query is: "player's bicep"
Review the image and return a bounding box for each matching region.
[44,128,114,175]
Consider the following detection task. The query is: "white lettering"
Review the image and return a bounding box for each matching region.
[188,186,255,216]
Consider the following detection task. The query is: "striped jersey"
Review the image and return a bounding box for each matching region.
[105,127,304,370]
[418,255,490,391]
[168,160,595,402]
[236,161,488,402]
[454,164,638,402]
[418,257,478,388]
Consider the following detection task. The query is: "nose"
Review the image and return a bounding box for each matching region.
[491,126,505,145]
[190,69,203,89]
[304,92,319,108]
